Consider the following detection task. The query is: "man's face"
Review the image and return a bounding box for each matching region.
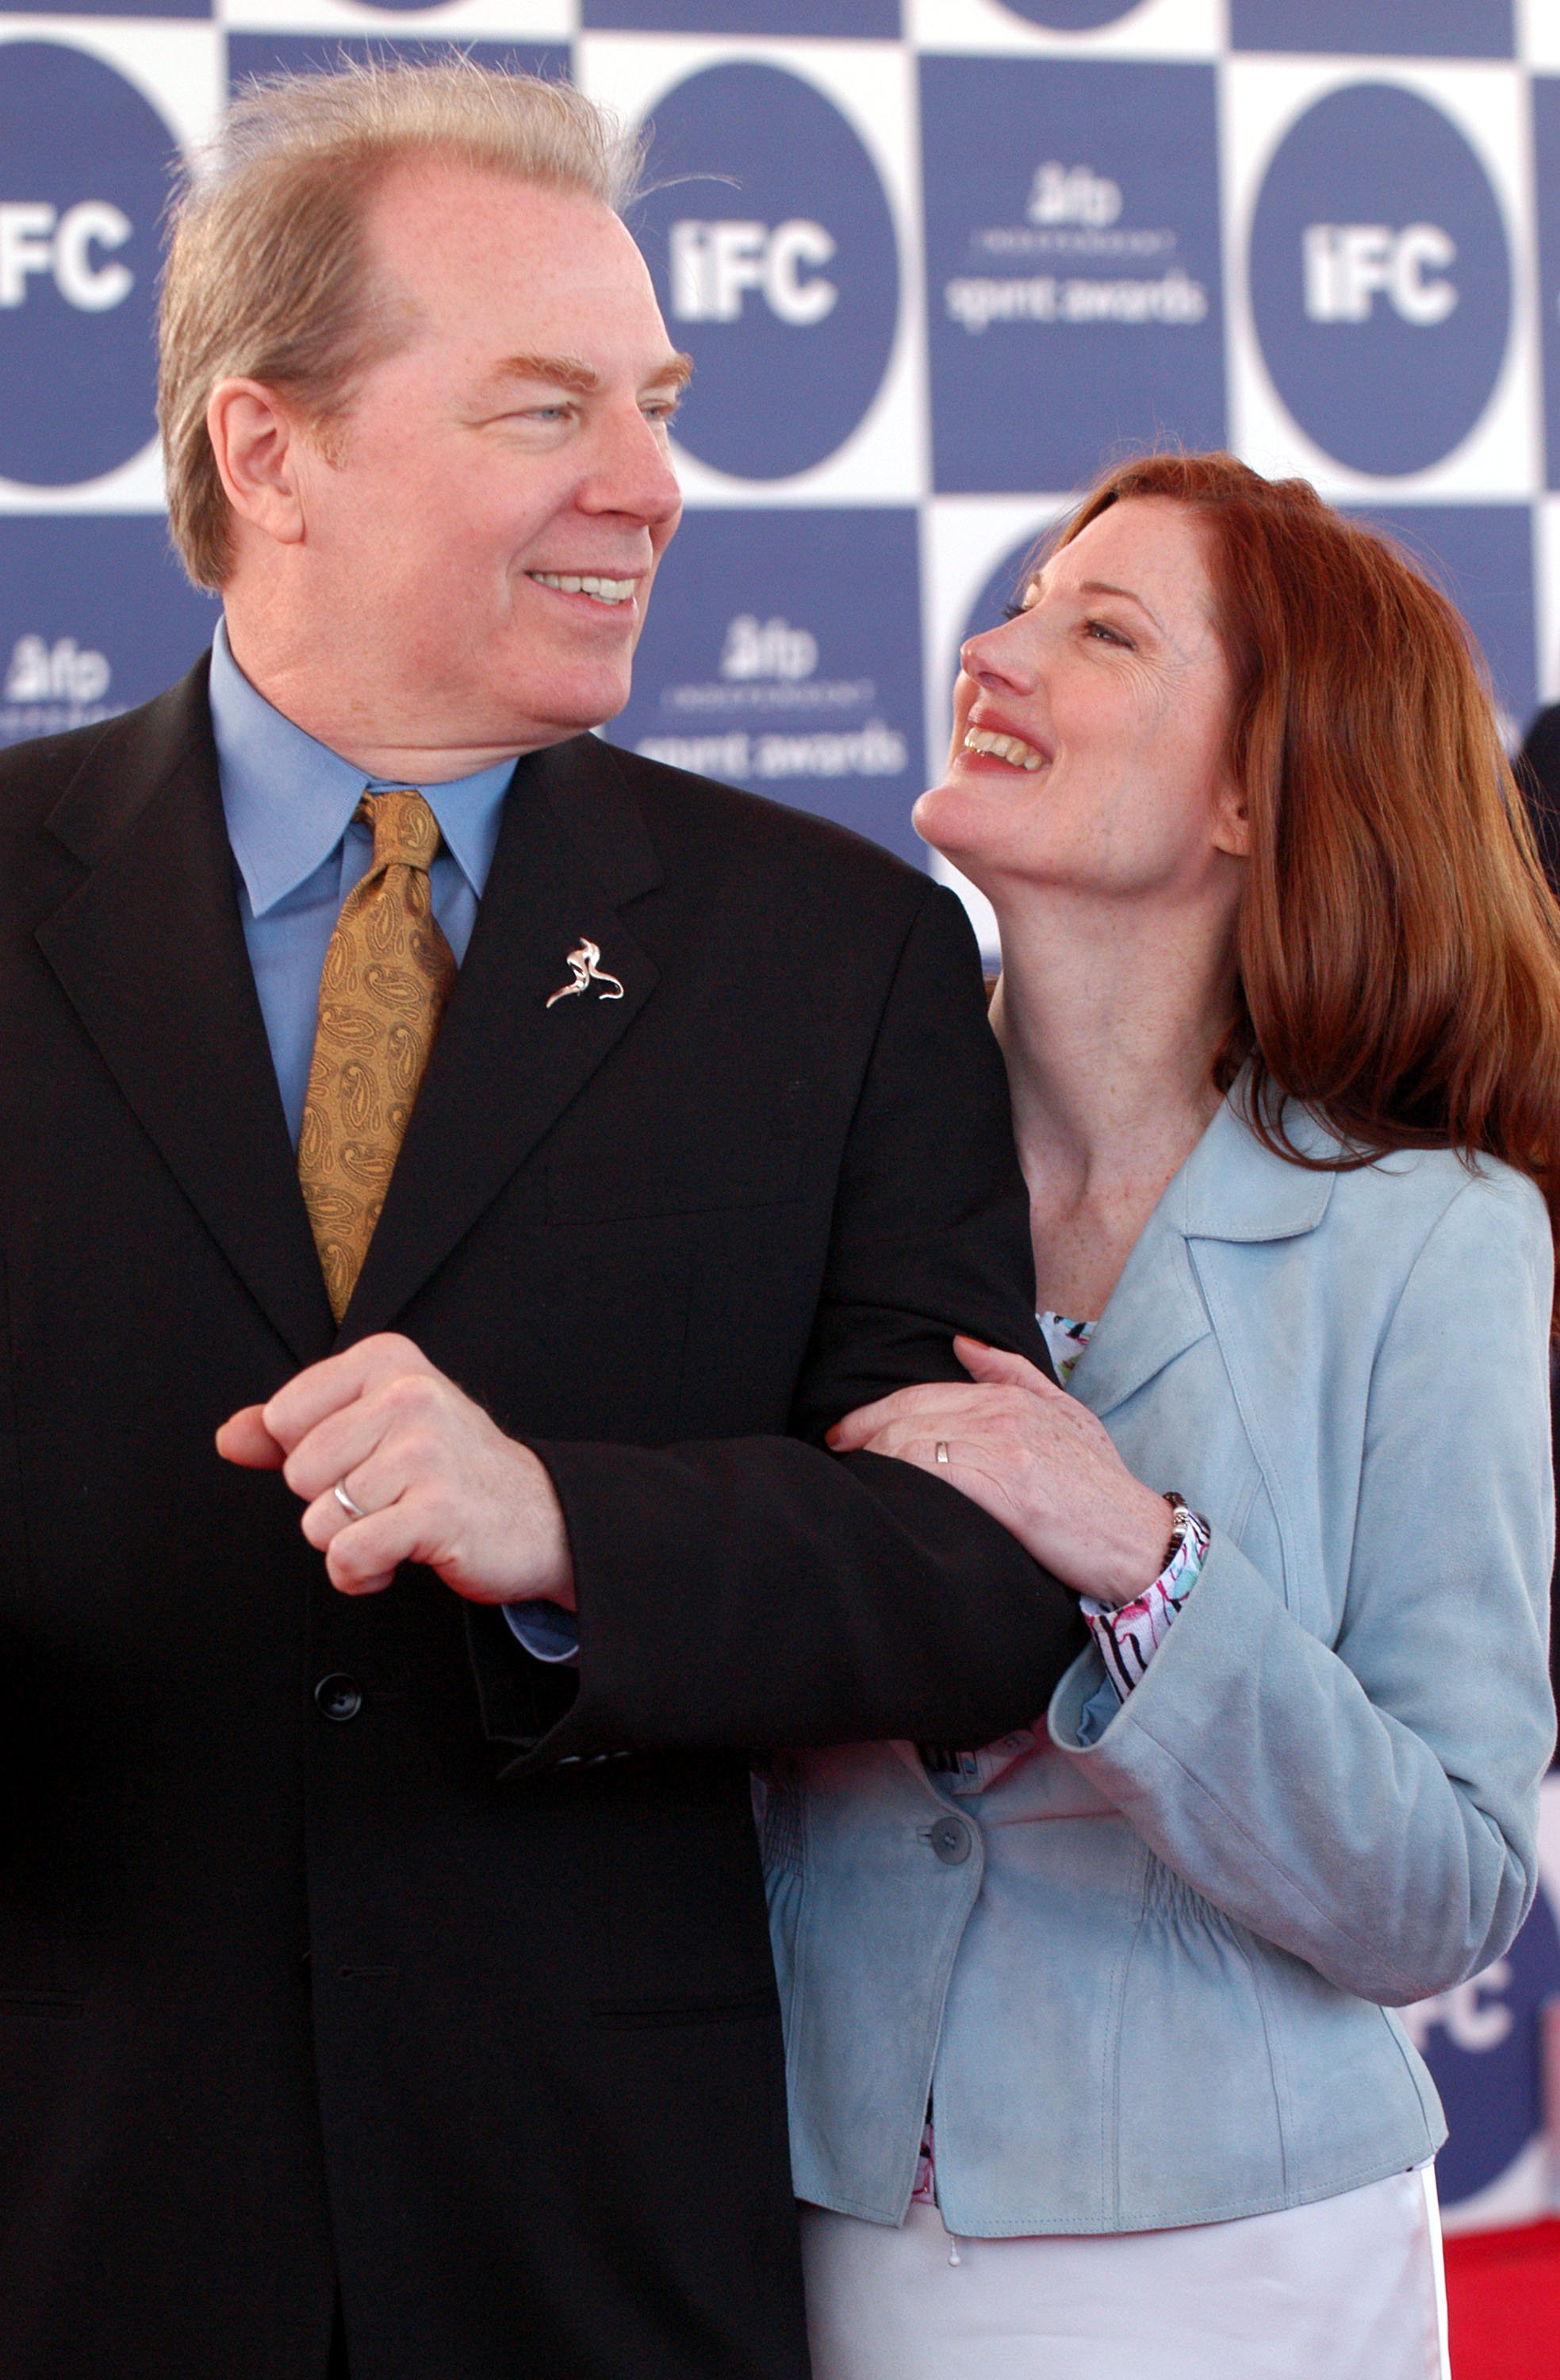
[285,163,686,761]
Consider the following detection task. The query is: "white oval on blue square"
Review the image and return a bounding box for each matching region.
[631,61,899,484]
[0,40,179,489]
[1248,83,1509,478]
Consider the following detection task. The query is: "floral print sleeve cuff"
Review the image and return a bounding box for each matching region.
[1078,1509,1210,1702]
[1037,1311,1209,1710]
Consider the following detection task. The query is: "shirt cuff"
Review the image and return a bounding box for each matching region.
[503,1599,581,1666]
[1078,1507,1210,1706]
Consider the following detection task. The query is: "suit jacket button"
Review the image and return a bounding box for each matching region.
[315,1673,363,1722]
[926,1816,972,1865]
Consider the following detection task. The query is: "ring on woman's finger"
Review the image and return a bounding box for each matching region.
[333,1480,367,1520]
[935,1441,950,1466]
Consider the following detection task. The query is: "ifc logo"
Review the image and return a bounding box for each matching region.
[634,63,898,481]
[0,42,176,489]
[1249,83,1509,478]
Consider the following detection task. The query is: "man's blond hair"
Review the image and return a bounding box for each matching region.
[159,59,642,589]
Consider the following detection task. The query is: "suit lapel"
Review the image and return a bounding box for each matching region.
[1068,1211,1212,1422]
[1067,1109,1221,1420]
[36,664,336,1366]
[340,735,664,1342]
[1069,1094,1337,1421]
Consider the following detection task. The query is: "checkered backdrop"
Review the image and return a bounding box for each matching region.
[4,0,1559,2230]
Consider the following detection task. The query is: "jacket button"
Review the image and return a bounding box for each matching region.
[315,1673,362,1722]
[926,1816,972,1865]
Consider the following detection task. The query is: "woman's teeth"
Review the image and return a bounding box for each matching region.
[529,573,634,605]
[964,727,1044,771]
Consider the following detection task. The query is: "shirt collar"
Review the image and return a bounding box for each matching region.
[209,617,517,916]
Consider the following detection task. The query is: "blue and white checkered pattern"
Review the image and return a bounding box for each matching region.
[2,0,1559,2226]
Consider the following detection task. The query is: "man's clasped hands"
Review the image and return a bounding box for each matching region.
[220,1323,1172,1618]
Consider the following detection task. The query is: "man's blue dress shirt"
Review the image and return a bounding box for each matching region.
[209,619,514,1148]
[208,620,578,1660]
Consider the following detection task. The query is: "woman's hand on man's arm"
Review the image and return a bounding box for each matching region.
[827,1335,1173,1608]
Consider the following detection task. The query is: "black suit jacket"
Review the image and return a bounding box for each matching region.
[0,661,1082,2380]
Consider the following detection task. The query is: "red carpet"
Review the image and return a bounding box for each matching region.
[1447,2219,1560,2378]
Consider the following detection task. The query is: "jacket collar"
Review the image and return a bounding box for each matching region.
[1069,1088,1336,1422]
[1175,1088,1338,1245]
[36,661,666,1361]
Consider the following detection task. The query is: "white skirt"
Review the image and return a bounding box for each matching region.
[800,2167,1450,2380]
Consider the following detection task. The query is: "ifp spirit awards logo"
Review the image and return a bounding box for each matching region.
[1249,83,1510,478]
[0,518,216,747]
[633,63,899,482]
[0,41,178,489]
[922,58,1224,493]
[608,510,924,863]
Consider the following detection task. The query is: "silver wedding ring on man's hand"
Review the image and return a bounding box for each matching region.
[935,1441,950,1465]
[333,1480,366,1519]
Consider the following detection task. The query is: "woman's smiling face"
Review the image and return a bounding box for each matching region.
[915,496,1249,908]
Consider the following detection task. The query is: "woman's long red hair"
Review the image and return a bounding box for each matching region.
[1048,453,1560,1264]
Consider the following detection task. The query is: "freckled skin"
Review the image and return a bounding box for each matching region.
[917,497,1241,911]
[830,498,1255,1602]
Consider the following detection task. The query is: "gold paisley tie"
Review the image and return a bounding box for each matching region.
[298,789,458,1322]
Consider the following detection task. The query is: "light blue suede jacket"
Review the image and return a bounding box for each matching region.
[764,1096,1556,2236]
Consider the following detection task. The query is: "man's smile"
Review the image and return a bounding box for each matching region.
[526,570,637,607]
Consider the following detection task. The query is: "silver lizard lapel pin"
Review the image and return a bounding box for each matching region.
[545,937,626,1009]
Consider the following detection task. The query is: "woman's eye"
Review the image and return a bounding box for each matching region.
[1085,620,1131,648]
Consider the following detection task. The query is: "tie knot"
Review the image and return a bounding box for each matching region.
[356,788,442,873]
